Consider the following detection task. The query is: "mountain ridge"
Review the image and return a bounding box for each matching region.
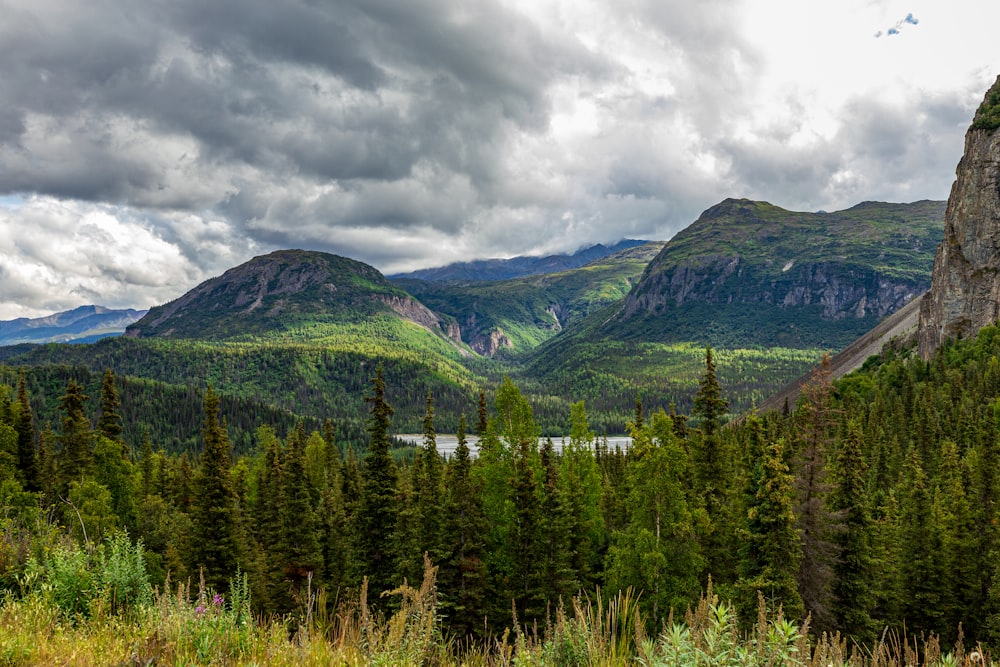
[388,239,649,283]
[0,305,147,345]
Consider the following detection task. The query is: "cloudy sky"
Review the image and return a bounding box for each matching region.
[0,0,998,318]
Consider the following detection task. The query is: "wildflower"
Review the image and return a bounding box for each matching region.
[213,593,224,607]
[196,605,204,615]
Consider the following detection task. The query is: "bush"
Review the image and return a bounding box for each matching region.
[96,532,152,615]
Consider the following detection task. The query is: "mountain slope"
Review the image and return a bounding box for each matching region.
[522,199,945,417]
[394,241,665,356]
[126,249,458,345]
[614,199,944,348]
[0,305,147,345]
[389,239,649,283]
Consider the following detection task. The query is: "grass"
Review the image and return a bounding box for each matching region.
[2,553,989,666]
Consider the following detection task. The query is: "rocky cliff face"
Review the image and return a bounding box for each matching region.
[614,198,943,348]
[918,76,1000,358]
[623,253,921,322]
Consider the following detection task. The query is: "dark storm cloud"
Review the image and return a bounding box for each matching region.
[0,0,605,230]
[1,0,995,318]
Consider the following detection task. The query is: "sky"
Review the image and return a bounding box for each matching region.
[0,0,998,319]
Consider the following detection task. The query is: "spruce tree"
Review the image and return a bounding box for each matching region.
[97,368,124,444]
[190,385,239,593]
[352,364,399,598]
[737,416,804,623]
[936,439,977,642]
[394,462,423,585]
[255,425,285,608]
[139,429,154,499]
[606,409,701,626]
[537,437,576,608]
[561,402,604,591]
[278,422,324,609]
[510,435,541,622]
[317,435,348,594]
[14,370,39,492]
[37,422,56,497]
[415,390,444,565]
[793,355,839,631]
[57,379,93,493]
[829,421,878,646]
[899,449,948,635]
[693,346,728,437]
[477,390,488,435]
[691,346,732,583]
[440,416,488,639]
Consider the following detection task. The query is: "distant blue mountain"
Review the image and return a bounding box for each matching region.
[388,240,649,283]
[0,305,148,345]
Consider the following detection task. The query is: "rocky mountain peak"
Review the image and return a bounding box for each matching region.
[917,75,1000,357]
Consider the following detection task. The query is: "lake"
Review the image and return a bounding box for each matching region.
[395,434,633,457]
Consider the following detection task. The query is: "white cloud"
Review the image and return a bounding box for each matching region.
[0,0,998,317]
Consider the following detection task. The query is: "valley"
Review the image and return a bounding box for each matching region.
[0,199,945,447]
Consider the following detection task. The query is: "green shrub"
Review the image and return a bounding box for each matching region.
[96,533,152,615]
[40,542,95,617]
[972,82,1000,132]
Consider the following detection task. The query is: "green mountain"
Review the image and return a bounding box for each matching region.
[1,250,492,449]
[523,199,945,417]
[0,201,946,440]
[127,249,459,345]
[393,241,665,356]
[616,198,944,349]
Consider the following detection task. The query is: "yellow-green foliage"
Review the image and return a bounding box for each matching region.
[1,556,988,666]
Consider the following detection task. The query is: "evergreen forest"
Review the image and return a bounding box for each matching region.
[2,322,1000,665]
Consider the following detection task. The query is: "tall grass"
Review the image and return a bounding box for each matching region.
[0,554,991,666]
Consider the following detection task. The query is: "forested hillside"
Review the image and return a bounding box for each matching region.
[522,200,944,418]
[394,241,665,356]
[2,324,1000,663]
[0,199,944,441]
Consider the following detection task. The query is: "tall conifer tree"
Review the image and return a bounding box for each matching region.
[14,370,39,492]
[737,416,803,623]
[794,355,839,631]
[352,363,399,597]
[278,422,324,609]
[829,421,877,645]
[97,368,124,444]
[692,346,732,583]
[57,379,93,493]
[415,390,444,564]
[190,385,239,593]
[440,416,488,638]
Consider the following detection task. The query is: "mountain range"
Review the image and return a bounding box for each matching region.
[388,239,649,282]
[0,305,147,345]
[0,195,945,446]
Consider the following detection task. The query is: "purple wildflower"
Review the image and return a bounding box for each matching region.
[213,593,224,607]
[196,605,204,615]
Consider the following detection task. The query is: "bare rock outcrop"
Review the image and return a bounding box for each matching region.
[469,328,513,356]
[918,76,1000,358]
